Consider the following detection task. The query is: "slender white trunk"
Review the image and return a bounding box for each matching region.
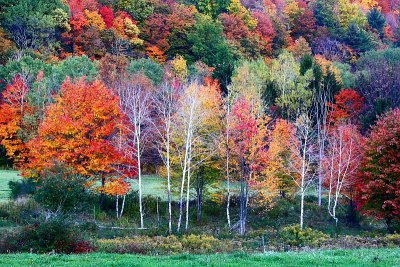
[177,99,195,232]
[120,194,126,218]
[300,187,304,230]
[225,115,231,228]
[185,139,193,230]
[116,196,119,219]
[136,136,144,229]
[177,133,189,232]
[299,136,308,230]
[166,123,172,234]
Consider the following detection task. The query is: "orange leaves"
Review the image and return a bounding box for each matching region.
[0,75,33,167]
[145,46,166,64]
[26,78,136,185]
[101,178,130,196]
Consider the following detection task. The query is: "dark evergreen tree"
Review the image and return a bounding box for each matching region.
[367,8,386,37]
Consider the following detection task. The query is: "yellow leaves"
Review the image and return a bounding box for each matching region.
[52,8,71,31]
[227,0,257,29]
[106,178,131,196]
[113,14,143,46]
[84,9,106,30]
[356,0,379,11]
[338,0,367,29]
[171,55,188,80]
[314,55,342,85]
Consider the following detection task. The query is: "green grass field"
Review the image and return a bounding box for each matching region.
[0,248,399,267]
[0,170,19,202]
[0,171,239,202]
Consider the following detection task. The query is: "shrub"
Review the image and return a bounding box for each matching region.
[181,234,224,253]
[33,167,92,212]
[96,236,183,254]
[96,235,238,254]
[0,197,41,224]
[0,216,92,254]
[279,224,328,247]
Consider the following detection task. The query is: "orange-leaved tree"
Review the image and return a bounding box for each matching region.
[25,78,136,203]
[0,74,34,167]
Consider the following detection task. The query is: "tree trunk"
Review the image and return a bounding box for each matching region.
[226,127,231,228]
[177,139,189,233]
[239,158,246,235]
[136,140,144,229]
[116,196,119,219]
[120,194,126,218]
[166,133,172,234]
[100,174,105,209]
[185,142,193,231]
[300,186,304,230]
[196,170,204,223]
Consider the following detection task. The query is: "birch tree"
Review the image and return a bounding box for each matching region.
[289,113,316,230]
[324,124,363,225]
[174,80,221,232]
[118,74,154,229]
[152,82,180,234]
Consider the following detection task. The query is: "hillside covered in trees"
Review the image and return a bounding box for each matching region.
[0,0,400,261]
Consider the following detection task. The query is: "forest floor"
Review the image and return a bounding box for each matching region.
[1,248,399,267]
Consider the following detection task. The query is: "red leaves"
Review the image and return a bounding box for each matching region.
[229,97,269,176]
[99,6,114,28]
[354,108,400,222]
[329,89,364,123]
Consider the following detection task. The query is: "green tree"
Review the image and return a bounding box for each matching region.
[345,23,373,53]
[48,56,99,90]
[269,51,314,118]
[0,0,68,52]
[115,0,154,23]
[367,8,385,37]
[126,58,163,85]
[0,55,50,92]
[188,14,235,89]
[229,59,270,106]
[312,0,338,30]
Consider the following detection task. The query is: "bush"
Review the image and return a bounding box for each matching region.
[96,236,183,254]
[0,216,92,253]
[33,167,92,212]
[181,234,226,253]
[0,197,41,224]
[8,179,36,199]
[279,224,328,247]
[96,234,238,254]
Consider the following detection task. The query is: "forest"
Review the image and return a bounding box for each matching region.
[0,0,399,265]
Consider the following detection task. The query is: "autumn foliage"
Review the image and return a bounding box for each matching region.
[0,75,33,167]
[25,78,135,192]
[354,109,400,228]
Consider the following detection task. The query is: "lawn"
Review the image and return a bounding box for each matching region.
[0,170,20,202]
[0,171,240,202]
[0,248,399,267]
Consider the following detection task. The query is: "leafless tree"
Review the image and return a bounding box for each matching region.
[118,75,154,229]
[152,82,180,234]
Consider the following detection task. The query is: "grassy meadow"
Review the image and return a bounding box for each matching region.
[0,170,19,202]
[1,248,399,267]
